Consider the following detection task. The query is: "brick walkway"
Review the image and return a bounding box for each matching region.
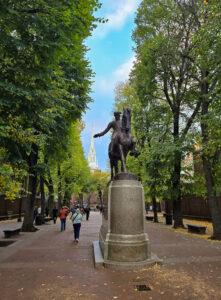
[0,212,221,300]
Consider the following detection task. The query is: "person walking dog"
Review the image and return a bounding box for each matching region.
[71,208,83,243]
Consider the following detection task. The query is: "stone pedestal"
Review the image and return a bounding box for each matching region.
[94,174,161,269]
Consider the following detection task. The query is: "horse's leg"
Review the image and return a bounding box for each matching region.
[115,160,119,176]
[121,161,124,173]
[109,142,114,180]
[119,144,127,173]
[110,159,114,180]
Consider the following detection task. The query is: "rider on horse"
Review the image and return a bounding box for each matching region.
[94,110,139,179]
[93,111,122,156]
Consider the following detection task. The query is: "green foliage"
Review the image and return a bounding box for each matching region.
[130,1,206,218]
[88,170,110,193]
[0,1,101,204]
[115,1,221,216]
[0,147,27,200]
[58,122,91,200]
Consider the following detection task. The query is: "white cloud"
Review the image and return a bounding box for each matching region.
[94,0,140,38]
[113,55,135,82]
[106,1,137,29]
[93,55,136,95]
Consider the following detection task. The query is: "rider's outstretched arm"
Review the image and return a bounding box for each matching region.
[94,122,113,138]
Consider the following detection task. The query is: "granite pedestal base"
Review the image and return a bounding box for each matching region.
[93,174,162,269]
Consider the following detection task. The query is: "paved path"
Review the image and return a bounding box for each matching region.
[0,212,221,300]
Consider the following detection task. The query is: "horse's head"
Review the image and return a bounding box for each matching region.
[122,108,131,133]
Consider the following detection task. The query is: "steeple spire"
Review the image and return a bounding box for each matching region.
[88,132,98,171]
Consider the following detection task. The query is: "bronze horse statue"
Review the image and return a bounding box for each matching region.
[108,108,138,179]
[94,108,138,180]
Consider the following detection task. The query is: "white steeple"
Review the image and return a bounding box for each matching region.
[88,133,98,171]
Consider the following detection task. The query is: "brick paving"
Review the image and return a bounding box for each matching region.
[0,212,221,300]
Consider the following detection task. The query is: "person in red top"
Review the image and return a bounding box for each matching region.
[59,207,68,231]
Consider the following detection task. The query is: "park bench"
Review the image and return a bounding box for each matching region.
[3,228,21,238]
[146,216,154,221]
[187,224,207,234]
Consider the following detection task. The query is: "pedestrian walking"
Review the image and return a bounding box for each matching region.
[71,208,83,243]
[63,206,70,215]
[52,207,58,224]
[84,206,90,221]
[59,206,68,231]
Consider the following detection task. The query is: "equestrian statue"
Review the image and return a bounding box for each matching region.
[94,108,139,180]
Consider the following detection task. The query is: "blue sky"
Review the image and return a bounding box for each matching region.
[82,0,141,171]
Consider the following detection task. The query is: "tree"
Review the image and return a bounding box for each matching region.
[132,0,205,227]
[0,0,101,231]
[188,0,221,239]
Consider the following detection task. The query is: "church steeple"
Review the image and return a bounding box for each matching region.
[88,133,98,171]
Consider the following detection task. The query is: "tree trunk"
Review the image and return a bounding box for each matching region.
[57,164,62,210]
[4,196,8,217]
[152,195,158,223]
[201,99,221,240]
[48,178,54,212]
[164,198,173,225]
[150,181,158,222]
[202,155,221,239]
[18,177,28,222]
[40,175,46,222]
[22,144,38,232]
[172,112,184,228]
[63,178,71,207]
[17,197,23,222]
[48,173,54,214]
[165,198,173,215]
[78,193,83,208]
[172,151,184,227]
